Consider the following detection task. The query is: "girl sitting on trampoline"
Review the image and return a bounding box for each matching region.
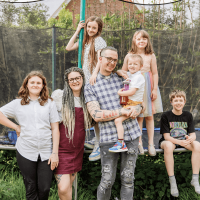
[66,16,107,161]
[122,30,163,156]
[159,90,200,197]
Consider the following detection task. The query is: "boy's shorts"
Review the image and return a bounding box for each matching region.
[159,140,184,149]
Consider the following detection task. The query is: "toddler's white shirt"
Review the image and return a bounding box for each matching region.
[127,71,145,102]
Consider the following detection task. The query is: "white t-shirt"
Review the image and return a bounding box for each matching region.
[127,71,145,102]
[51,89,82,122]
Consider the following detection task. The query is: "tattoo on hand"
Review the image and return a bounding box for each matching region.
[55,174,63,184]
[135,106,140,114]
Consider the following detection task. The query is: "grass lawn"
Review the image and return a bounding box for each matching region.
[0,169,199,200]
[0,170,95,200]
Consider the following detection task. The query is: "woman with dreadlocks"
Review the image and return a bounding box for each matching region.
[51,67,92,200]
[66,16,107,161]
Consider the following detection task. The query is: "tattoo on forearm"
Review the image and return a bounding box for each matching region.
[88,101,125,121]
[102,110,118,121]
[92,110,102,119]
[55,174,63,184]
[87,101,100,114]
[87,101,102,120]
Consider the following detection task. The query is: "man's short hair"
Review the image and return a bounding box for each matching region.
[127,54,143,66]
[100,46,117,57]
[169,90,186,102]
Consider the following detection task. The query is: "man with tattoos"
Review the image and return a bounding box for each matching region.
[84,46,143,200]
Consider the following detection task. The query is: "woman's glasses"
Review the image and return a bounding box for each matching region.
[68,76,82,83]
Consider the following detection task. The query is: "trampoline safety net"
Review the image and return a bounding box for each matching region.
[0,26,200,137]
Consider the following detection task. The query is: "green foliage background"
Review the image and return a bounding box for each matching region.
[1,150,200,199]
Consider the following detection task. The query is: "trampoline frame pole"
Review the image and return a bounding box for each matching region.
[52,25,56,91]
[78,0,86,69]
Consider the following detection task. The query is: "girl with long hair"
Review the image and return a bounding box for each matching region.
[52,67,92,200]
[0,71,60,200]
[66,16,107,161]
[122,30,163,156]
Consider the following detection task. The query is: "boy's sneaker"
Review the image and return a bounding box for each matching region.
[109,141,128,153]
[89,142,100,161]
[84,137,96,149]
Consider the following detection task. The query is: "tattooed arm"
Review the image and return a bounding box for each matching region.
[87,101,136,122]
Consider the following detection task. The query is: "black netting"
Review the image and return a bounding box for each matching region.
[0,26,200,137]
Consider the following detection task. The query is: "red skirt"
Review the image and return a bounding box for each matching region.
[54,107,85,174]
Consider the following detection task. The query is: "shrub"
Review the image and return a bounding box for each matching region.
[0,150,18,172]
[79,152,196,199]
[0,150,198,199]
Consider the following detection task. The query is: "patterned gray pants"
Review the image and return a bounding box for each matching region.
[97,137,139,200]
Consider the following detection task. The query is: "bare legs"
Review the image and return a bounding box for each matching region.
[160,141,176,176]
[161,141,200,176]
[137,116,156,155]
[55,173,77,200]
[115,116,129,139]
[161,141,200,196]
[137,117,143,144]
[109,116,129,152]
[137,116,154,144]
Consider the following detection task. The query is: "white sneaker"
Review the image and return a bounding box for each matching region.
[89,142,100,161]
[84,137,96,149]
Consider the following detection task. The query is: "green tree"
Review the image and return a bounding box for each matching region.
[0,3,49,28]
[17,4,49,28]
[48,3,73,29]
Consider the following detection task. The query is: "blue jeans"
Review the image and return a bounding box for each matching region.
[97,137,139,200]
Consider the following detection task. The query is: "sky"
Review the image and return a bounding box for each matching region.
[40,0,65,17]
[7,0,65,17]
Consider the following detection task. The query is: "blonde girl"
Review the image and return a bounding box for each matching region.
[66,16,107,161]
[122,30,163,156]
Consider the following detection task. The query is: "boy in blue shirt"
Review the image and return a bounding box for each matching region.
[159,90,200,197]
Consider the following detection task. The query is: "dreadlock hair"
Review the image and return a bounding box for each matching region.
[62,67,92,141]
[82,16,103,74]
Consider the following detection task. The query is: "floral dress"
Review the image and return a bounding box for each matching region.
[82,36,107,83]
